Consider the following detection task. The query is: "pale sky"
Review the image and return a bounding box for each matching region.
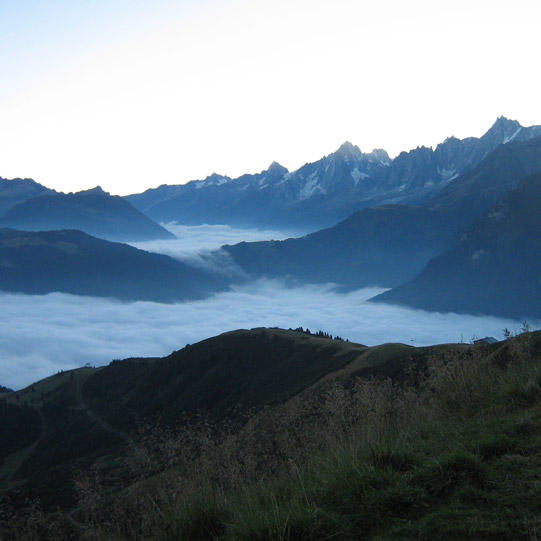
[1,0,540,195]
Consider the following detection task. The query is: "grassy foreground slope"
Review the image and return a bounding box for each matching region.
[2,330,541,539]
[89,331,541,540]
[0,329,373,512]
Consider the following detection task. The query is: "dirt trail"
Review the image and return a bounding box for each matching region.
[73,374,137,452]
[64,374,139,530]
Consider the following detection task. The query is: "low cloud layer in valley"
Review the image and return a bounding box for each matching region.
[130,223,294,259]
[129,223,297,278]
[2,225,536,390]
[1,281,529,391]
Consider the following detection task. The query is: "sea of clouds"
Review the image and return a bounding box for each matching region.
[129,223,297,278]
[0,224,533,390]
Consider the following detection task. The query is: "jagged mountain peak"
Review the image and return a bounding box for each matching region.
[334,141,362,159]
[199,173,233,188]
[441,136,460,145]
[204,173,229,182]
[77,186,108,196]
[127,117,541,230]
[485,116,522,142]
[267,161,289,174]
[368,148,391,164]
[492,115,521,129]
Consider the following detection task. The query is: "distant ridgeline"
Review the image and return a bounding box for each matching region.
[218,121,541,319]
[127,117,541,231]
[1,117,541,317]
[0,185,174,242]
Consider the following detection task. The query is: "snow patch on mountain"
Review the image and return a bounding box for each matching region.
[503,126,522,144]
[195,176,231,189]
[351,167,369,186]
[368,149,391,166]
[438,167,457,181]
[298,173,325,200]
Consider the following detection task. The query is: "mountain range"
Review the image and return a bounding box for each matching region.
[221,131,541,318]
[0,185,174,242]
[1,116,539,317]
[427,134,541,228]
[127,117,541,231]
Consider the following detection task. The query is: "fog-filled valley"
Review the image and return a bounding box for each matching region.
[1,224,529,391]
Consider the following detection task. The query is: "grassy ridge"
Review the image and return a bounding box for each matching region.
[0,329,371,514]
[2,331,541,539]
[149,333,541,540]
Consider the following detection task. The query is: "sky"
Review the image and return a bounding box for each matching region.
[1,0,540,195]
[1,224,536,391]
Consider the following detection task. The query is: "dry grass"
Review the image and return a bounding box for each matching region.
[3,331,541,540]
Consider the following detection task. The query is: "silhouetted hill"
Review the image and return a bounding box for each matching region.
[0,329,370,509]
[0,228,227,302]
[372,174,541,318]
[1,186,175,242]
[82,328,369,429]
[0,326,481,512]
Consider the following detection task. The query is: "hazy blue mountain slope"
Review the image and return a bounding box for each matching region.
[224,205,453,289]
[0,228,227,302]
[428,135,541,228]
[128,162,291,228]
[0,176,54,216]
[1,186,175,242]
[372,174,541,319]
